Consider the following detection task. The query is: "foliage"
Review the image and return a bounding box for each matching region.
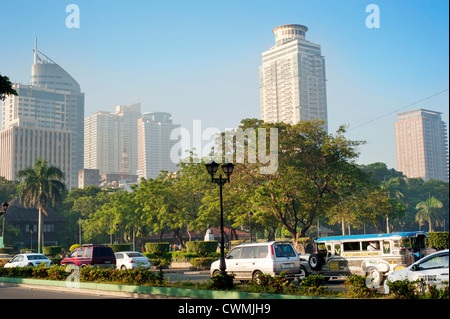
[386,279,420,299]
[298,274,327,295]
[209,272,235,290]
[42,246,63,257]
[428,232,449,250]
[190,257,216,268]
[186,241,218,257]
[0,74,18,101]
[250,272,297,294]
[145,242,170,257]
[343,275,374,298]
[415,196,444,232]
[107,244,131,252]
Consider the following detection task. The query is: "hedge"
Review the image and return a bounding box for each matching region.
[428,232,449,250]
[43,246,63,257]
[107,244,131,252]
[186,241,217,257]
[190,257,216,268]
[145,242,170,257]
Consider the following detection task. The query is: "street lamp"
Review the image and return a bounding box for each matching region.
[30,228,34,250]
[248,211,253,243]
[204,161,234,277]
[1,202,9,248]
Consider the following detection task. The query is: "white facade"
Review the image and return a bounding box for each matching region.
[395,109,449,182]
[259,24,328,131]
[137,112,180,180]
[84,103,141,176]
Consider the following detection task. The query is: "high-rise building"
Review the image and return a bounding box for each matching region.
[0,126,72,186]
[1,41,84,187]
[137,112,180,180]
[84,103,141,176]
[259,24,328,131]
[395,109,449,182]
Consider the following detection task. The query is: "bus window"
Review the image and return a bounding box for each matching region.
[343,242,360,251]
[326,245,331,257]
[362,241,380,251]
[383,241,391,254]
[334,244,341,255]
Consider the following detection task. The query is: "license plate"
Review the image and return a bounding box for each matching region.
[281,263,294,269]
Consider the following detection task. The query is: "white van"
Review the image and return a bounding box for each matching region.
[210,241,301,282]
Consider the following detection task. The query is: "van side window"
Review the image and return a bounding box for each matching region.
[227,247,242,259]
[362,241,380,251]
[343,242,360,251]
[257,246,268,258]
[242,246,256,258]
[85,247,93,258]
[77,249,85,257]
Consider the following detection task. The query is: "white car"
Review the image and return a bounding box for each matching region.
[115,251,151,270]
[4,253,52,268]
[384,249,449,293]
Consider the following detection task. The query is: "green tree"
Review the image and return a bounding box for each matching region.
[415,195,444,232]
[226,119,366,250]
[0,74,18,101]
[16,158,67,253]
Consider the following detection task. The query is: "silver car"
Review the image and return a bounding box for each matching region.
[4,253,52,268]
[210,241,301,282]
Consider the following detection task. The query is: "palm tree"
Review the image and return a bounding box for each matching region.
[16,158,67,253]
[415,195,444,232]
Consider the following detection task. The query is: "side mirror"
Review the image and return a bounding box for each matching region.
[411,264,419,271]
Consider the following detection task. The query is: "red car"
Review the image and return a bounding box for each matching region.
[61,245,116,268]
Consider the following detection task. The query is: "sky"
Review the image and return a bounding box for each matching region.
[0,0,448,169]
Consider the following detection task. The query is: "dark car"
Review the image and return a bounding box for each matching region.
[60,245,116,268]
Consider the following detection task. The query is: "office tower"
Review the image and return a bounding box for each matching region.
[137,112,180,180]
[1,41,84,187]
[0,126,72,186]
[84,103,141,176]
[259,24,328,131]
[395,109,449,182]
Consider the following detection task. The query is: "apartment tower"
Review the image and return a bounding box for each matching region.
[395,109,449,182]
[259,24,328,131]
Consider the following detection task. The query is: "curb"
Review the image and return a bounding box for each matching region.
[0,277,335,299]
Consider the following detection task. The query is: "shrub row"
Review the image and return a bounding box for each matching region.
[428,232,449,250]
[0,265,165,286]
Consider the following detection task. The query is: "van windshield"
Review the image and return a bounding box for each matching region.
[274,244,296,257]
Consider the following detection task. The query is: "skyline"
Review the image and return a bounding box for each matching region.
[1,0,448,170]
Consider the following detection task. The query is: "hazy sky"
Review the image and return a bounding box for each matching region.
[1,0,448,169]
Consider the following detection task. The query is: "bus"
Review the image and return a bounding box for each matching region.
[299,231,430,286]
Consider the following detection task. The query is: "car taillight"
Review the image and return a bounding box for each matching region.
[270,246,275,259]
[130,260,135,263]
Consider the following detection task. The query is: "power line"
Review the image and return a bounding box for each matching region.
[349,88,449,131]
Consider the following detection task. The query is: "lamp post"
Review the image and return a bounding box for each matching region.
[248,211,253,243]
[30,228,34,250]
[205,161,234,276]
[1,202,9,248]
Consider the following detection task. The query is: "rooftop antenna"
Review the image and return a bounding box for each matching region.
[34,37,37,64]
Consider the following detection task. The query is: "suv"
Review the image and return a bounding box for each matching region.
[210,241,301,282]
[60,245,116,268]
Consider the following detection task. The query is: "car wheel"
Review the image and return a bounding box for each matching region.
[121,265,127,270]
[308,254,323,270]
[299,265,309,278]
[366,267,384,287]
[212,269,220,278]
[252,270,263,284]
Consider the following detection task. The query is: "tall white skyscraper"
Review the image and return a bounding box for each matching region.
[259,24,328,131]
[84,103,141,176]
[137,112,180,180]
[1,41,84,187]
[395,109,449,182]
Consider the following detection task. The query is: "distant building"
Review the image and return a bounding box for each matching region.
[5,198,66,249]
[84,103,141,176]
[1,40,84,188]
[395,109,449,182]
[0,126,72,186]
[137,112,180,180]
[78,169,100,188]
[260,24,328,131]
